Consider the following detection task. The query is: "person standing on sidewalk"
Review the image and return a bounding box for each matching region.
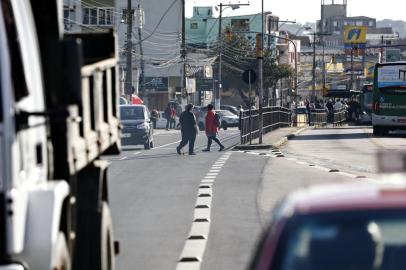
[150,108,159,129]
[176,104,198,155]
[203,104,224,152]
[170,106,177,129]
[164,104,171,130]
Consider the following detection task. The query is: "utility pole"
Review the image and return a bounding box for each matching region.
[322,37,326,92]
[125,0,133,101]
[381,35,384,63]
[181,0,187,105]
[258,0,264,144]
[350,44,354,90]
[137,4,145,99]
[216,3,223,110]
[312,32,316,103]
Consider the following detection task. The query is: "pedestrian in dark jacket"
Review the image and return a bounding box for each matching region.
[176,104,198,155]
[150,108,158,129]
[203,104,224,152]
[164,104,171,130]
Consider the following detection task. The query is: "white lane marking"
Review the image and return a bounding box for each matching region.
[133,152,141,156]
[176,152,232,270]
[119,156,128,160]
[154,140,182,149]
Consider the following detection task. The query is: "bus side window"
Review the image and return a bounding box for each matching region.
[1,0,29,102]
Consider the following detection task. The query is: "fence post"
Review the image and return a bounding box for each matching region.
[240,110,243,145]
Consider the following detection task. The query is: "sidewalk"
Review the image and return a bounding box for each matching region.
[233,126,307,150]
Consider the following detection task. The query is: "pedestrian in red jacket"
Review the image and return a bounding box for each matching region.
[203,104,224,152]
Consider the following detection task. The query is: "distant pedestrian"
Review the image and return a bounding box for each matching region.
[176,104,198,155]
[164,104,171,130]
[150,108,159,129]
[203,104,225,152]
[170,106,177,129]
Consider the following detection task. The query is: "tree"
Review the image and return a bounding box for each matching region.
[211,28,294,106]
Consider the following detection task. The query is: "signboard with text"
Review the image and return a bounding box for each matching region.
[377,65,406,88]
[343,26,367,44]
[144,77,168,91]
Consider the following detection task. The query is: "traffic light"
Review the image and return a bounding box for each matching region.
[256,33,263,59]
[353,45,359,57]
[331,54,337,64]
[225,29,232,42]
[322,87,329,96]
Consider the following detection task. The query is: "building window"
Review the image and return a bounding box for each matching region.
[83,7,114,25]
[369,21,374,27]
[356,21,363,26]
[231,19,250,31]
[64,6,76,30]
[191,22,198,29]
[333,21,338,27]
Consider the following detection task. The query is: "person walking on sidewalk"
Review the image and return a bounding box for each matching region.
[203,104,224,152]
[176,104,198,155]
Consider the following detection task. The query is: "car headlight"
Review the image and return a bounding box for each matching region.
[137,122,148,129]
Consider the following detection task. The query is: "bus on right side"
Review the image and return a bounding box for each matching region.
[372,62,406,135]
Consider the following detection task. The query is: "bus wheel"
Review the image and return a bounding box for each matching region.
[373,126,381,136]
[52,232,71,270]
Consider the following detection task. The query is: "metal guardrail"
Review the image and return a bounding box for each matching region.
[295,108,347,127]
[333,108,347,126]
[240,106,291,145]
[310,109,328,127]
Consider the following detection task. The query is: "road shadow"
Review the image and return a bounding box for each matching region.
[121,146,144,151]
[291,132,370,141]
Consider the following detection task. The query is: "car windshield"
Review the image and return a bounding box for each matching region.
[274,210,406,270]
[120,106,144,120]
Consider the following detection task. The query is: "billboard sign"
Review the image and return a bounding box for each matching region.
[343,26,367,44]
[144,77,168,91]
[377,65,406,88]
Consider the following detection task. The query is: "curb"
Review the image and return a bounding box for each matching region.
[232,144,273,150]
[271,127,308,148]
[232,127,309,151]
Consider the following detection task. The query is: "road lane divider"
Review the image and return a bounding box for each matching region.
[176,152,232,270]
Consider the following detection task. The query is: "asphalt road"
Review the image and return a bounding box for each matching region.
[107,125,406,270]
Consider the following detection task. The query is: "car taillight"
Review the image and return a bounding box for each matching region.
[373,102,380,113]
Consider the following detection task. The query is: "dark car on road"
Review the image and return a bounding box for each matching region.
[120,105,154,149]
[250,181,406,270]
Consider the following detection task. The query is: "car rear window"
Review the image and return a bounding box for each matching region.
[120,106,144,120]
[273,210,406,270]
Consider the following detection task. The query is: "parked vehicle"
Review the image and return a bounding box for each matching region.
[220,105,239,115]
[120,96,128,105]
[198,109,239,130]
[217,110,239,130]
[121,105,154,149]
[250,181,406,270]
[155,111,180,129]
[0,1,121,269]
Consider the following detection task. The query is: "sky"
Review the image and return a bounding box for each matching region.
[186,0,406,23]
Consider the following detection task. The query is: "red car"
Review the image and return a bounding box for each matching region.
[251,181,406,270]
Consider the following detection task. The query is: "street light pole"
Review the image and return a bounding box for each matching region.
[125,0,133,101]
[216,3,249,110]
[258,0,264,144]
[216,3,223,110]
[312,32,316,103]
